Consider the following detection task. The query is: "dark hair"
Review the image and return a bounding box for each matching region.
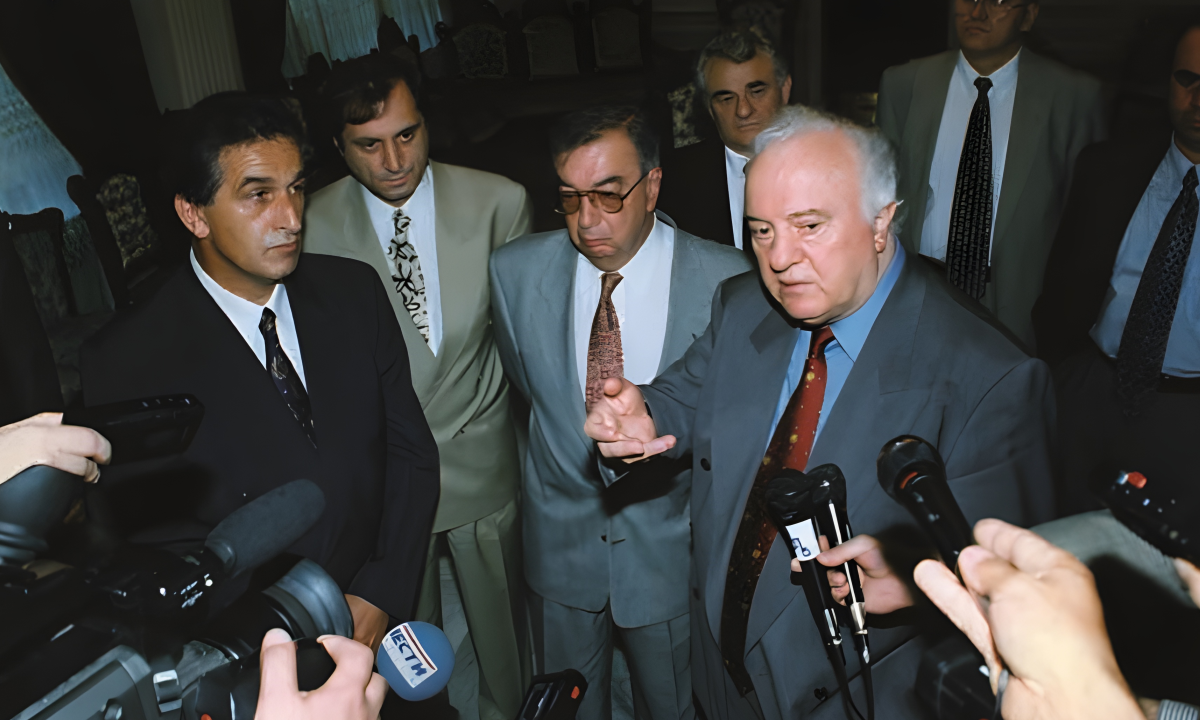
[547,105,660,175]
[166,92,312,207]
[695,26,789,100]
[319,53,422,146]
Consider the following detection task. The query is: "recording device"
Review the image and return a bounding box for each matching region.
[876,435,973,569]
[516,670,588,720]
[376,621,455,701]
[63,395,204,465]
[1102,470,1198,566]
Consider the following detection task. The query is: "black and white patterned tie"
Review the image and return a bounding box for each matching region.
[259,308,317,447]
[946,76,994,300]
[386,208,430,343]
[1115,166,1199,415]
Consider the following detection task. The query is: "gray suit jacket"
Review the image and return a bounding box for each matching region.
[641,254,1056,719]
[304,163,532,532]
[877,49,1105,349]
[490,212,752,628]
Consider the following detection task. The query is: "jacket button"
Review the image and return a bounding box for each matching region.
[700,458,711,471]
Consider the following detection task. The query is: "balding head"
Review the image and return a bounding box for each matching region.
[1171,26,1200,161]
[745,112,898,326]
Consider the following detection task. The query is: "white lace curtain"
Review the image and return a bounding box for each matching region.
[282,0,444,78]
[0,63,81,217]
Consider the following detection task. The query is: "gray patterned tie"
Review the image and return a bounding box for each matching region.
[386,208,430,343]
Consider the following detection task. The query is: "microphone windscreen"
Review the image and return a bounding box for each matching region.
[377,622,455,701]
[204,479,326,576]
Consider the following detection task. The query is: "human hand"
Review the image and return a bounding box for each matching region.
[345,594,389,653]
[790,534,914,615]
[1174,558,1200,608]
[0,412,112,485]
[584,377,675,463]
[913,519,1142,720]
[255,628,388,720]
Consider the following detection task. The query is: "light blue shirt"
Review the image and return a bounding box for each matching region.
[920,50,1021,262]
[1090,139,1200,376]
[768,243,907,450]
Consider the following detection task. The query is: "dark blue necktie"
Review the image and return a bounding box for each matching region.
[1116,166,1200,415]
[946,76,994,300]
[259,308,317,447]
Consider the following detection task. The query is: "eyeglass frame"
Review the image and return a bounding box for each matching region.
[955,0,1029,13]
[554,172,650,215]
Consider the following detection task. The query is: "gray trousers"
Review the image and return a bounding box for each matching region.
[529,590,693,720]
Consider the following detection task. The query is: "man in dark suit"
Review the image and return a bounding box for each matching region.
[657,26,791,252]
[81,93,440,650]
[1033,25,1200,516]
[586,106,1055,720]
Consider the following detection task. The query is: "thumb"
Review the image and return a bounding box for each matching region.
[259,629,299,697]
[602,376,624,398]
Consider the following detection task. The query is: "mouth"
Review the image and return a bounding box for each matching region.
[381,172,411,187]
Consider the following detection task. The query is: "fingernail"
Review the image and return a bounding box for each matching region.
[265,628,293,642]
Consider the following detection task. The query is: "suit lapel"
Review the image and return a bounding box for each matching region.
[658,215,706,374]
[901,52,957,249]
[430,162,467,371]
[993,50,1050,249]
[536,233,592,446]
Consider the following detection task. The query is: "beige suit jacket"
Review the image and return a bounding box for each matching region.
[877,48,1105,349]
[304,161,533,532]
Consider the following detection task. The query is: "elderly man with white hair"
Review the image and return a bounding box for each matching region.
[585,106,1056,720]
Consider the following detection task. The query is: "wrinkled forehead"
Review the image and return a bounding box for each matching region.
[217,138,303,191]
[747,130,862,198]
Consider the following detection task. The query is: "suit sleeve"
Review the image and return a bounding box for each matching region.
[503,185,534,244]
[348,272,440,621]
[942,356,1057,528]
[1063,77,1107,197]
[875,66,905,150]
[489,254,532,403]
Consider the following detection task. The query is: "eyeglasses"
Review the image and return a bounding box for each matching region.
[554,173,649,215]
[955,0,1028,14]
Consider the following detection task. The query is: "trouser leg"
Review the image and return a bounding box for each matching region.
[618,614,694,720]
[529,590,613,720]
[446,499,530,720]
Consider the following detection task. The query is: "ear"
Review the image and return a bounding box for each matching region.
[781,74,793,105]
[332,135,345,158]
[175,195,212,240]
[1020,3,1039,31]
[873,202,898,252]
[644,167,664,212]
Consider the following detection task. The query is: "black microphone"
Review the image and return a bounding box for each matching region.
[764,470,845,665]
[205,479,327,577]
[876,436,972,569]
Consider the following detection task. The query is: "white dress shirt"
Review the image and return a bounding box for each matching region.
[1091,139,1200,376]
[724,146,750,250]
[190,250,307,387]
[362,166,444,355]
[573,217,675,399]
[920,50,1021,262]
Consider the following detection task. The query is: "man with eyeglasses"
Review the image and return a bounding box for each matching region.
[489,105,750,720]
[1034,23,1200,516]
[877,0,1105,349]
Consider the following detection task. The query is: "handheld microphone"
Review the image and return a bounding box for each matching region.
[376,621,455,701]
[764,470,845,665]
[876,436,972,569]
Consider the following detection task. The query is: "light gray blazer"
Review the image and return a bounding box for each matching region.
[877,48,1105,349]
[489,212,752,628]
[641,255,1057,719]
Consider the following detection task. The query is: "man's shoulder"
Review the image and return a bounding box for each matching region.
[881,50,956,88]
[432,161,526,203]
[306,174,358,218]
[87,263,192,351]
[491,229,567,270]
[1021,49,1101,96]
[910,259,1032,366]
[292,252,379,291]
[676,229,753,277]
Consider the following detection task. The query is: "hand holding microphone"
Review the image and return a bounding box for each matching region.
[794,534,913,615]
[256,629,388,720]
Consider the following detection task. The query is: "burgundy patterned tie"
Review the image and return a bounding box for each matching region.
[585,272,624,409]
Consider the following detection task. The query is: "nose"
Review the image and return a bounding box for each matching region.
[764,233,803,275]
[279,191,303,234]
[381,139,402,174]
[736,93,754,119]
[969,1,988,19]
[577,194,602,230]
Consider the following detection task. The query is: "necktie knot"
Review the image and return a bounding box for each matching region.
[974,76,993,95]
[259,307,277,334]
[808,326,835,359]
[1184,166,1198,194]
[600,272,623,299]
[392,208,411,236]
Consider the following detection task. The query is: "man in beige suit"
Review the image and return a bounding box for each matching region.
[303,53,532,720]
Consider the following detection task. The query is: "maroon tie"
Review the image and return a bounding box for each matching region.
[585,272,624,409]
[720,325,836,695]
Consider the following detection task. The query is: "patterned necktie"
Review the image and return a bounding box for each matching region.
[259,308,317,448]
[1116,166,1200,415]
[720,326,835,696]
[946,76,994,300]
[386,207,430,344]
[585,272,624,409]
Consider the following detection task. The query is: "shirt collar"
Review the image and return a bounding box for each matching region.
[725,145,750,177]
[190,249,286,330]
[957,47,1021,89]
[361,163,434,231]
[827,242,906,363]
[1167,135,1199,182]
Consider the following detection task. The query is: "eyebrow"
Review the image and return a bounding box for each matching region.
[238,176,273,190]
[787,210,833,222]
[1175,69,1200,88]
[353,121,421,144]
[559,175,624,191]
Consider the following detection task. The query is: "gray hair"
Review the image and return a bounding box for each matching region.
[695,26,790,100]
[753,105,900,230]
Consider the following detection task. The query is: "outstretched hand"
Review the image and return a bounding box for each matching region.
[584,377,676,463]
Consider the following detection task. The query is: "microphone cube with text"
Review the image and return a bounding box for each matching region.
[376,621,455,701]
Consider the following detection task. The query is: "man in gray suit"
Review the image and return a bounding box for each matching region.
[586,106,1055,720]
[490,106,750,720]
[876,0,1105,349]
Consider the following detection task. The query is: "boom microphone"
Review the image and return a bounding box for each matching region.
[205,479,327,576]
[876,436,972,569]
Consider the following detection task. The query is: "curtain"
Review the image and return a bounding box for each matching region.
[0,63,82,217]
[282,0,443,78]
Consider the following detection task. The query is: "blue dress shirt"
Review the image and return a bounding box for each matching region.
[1090,139,1200,376]
[768,244,907,449]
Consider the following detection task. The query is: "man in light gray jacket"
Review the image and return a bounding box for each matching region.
[490,106,751,720]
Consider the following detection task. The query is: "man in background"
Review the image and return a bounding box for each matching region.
[877,0,1105,348]
[657,26,791,253]
[1033,24,1200,515]
[303,53,532,720]
[491,106,750,720]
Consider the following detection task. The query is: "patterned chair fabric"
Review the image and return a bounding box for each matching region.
[95,174,159,271]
